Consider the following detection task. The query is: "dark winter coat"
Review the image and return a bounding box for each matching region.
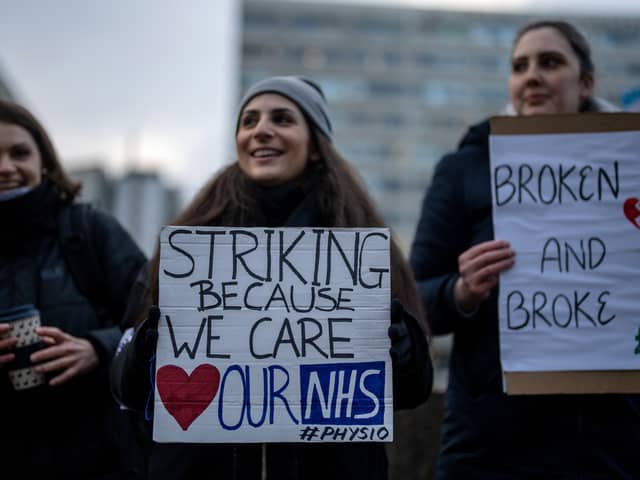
[0,182,146,479]
[410,119,640,479]
[112,181,433,480]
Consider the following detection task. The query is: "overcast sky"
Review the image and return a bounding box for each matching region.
[0,0,239,195]
[1,0,639,196]
[349,0,640,15]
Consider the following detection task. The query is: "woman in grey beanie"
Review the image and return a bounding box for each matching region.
[112,75,433,480]
[236,76,333,140]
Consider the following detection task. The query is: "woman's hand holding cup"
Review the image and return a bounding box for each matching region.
[31,326,99,387]
[0,323,17,366]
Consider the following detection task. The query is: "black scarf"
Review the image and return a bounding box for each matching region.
[246,170,326,228]
[0,181,60,249]
[251,181,308,227]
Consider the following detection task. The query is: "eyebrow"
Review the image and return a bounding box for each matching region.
[512,49,566,60]
[241,107,297,115]
[8,141,32,148]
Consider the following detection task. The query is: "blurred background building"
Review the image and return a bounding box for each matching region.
[241,0,640,251]
[240,5,640,477]
[71,166,181,256]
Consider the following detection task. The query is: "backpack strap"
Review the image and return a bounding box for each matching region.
[58,204,108,313]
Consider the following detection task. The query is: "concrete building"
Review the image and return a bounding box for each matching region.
[70,167,181,256]
[112,171,181,256]
[71,166,113,212]
[241,11,640,464]
[241,0,640,250]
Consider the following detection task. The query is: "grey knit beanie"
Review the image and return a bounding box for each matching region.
[236,76,333,141]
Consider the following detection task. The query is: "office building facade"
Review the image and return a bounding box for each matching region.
[241,0,640,248]
[71,167,181,256]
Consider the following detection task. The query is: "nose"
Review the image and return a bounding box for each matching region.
[0,153,16,174]
[523,63,543,85]
[253,117,274,141]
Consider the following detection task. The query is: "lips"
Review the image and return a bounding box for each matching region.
[250,148,285,164]
[524,93,549,105]
[251,148,282,157]
[0,181,21,191]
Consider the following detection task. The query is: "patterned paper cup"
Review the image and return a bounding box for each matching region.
[0,305,46,390]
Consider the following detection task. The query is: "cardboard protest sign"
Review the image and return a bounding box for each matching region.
[153,227,393,442]
[490,113,640,394]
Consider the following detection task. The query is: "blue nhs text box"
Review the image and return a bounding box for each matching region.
[299,361,386,425]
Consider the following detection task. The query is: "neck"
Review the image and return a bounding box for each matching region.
[252,179,309,227]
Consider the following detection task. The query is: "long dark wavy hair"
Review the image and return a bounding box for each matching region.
[141,128,428,333]
[0,99,81,202]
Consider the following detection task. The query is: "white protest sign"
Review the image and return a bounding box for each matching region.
[153,227,393,443]
[490,119,640,373]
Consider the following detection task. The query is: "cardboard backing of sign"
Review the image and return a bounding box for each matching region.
[492,112,640,395]
[491,112,640,135]
[504,371,640,395]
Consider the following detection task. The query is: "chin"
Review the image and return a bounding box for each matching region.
[249,172,283,186]
[247,167,277,182]
[0,185,22,192]
[521,105,558,116]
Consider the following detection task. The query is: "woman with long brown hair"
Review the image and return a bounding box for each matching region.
[112,76,433,480]
[0,99,146,478]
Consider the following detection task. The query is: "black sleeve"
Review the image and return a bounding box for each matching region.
[110,326,153,412]
[110,265,153,411]
[410,152,470,335]
[83,209,147,362]
[392,313,433,410]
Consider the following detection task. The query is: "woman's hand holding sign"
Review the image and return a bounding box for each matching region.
[455,240,515,315]
[30,326,99,386]
[388,298,432,409]
[110,306,160,413]
[133,306,160,364]
[388,299,416,369]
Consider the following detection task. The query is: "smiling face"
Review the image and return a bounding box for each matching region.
[509,27,594,115]
[0,122,42,192]
[236,93,312,186]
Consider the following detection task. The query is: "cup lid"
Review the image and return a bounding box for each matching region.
[0,304,38,322]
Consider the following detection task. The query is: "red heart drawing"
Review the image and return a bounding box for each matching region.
[624,197,640,229]
[156,364,220,431]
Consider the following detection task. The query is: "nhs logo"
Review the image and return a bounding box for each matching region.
[300,362,385,425]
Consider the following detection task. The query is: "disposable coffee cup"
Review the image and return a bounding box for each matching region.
[0,304,46,390]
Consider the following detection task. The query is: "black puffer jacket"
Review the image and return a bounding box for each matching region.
[410,120,640,479]
[112,182,433,480]
[0,182,146,479]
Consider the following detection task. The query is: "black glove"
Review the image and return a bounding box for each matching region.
[388,298,433,410]
[111,306,160,411]
[388,299,413,369]
[134,305,160,363]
